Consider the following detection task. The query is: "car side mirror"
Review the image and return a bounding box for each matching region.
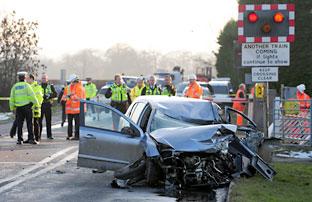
[121,126,139,137]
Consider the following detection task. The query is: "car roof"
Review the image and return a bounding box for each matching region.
[208,80,230,85]
[122,76,138,79]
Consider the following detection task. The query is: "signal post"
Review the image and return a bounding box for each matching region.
[237,3,295,136]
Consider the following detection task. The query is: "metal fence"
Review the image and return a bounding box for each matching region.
[273,98,312,146]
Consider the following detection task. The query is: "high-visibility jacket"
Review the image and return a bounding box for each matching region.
[232,89,246,126]
[9,81,39,111]
[111,84,128,102]
[63,81,86,114]
[296,91,311,109]
[41,83,56,104]
[145,85,161,95]
[130,84,145,101]
[184,82,203,99]
[162,85,176,96]
[30,81,43,118]
[85,82,97,99]
[232,89,246,110]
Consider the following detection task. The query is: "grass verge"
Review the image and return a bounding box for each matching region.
[230,162,312,202]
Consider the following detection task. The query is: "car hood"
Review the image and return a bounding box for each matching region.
[149,124,237,152]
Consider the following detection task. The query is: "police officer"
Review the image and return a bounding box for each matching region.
[39,73,57,140]
[85,77,97,101]
[27,74,43,142]
[130,77,145,101]
[105,74,131,130]
[105,74,131,114]
[162,75,176,96]
[141,75,162,95]
[85,77,97,114]
[9,72,39,144]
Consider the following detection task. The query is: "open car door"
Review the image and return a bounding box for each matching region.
[225,107,276,180]
[77,100,144,171]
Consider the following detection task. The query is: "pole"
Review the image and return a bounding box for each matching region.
[266,82,270,137]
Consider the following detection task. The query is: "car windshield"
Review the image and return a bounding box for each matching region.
[211,85,229,94]
[122,77,137,88]
[150,111,198,132]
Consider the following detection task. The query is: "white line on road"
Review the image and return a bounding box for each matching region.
[21,122,68,136]
[0,151,77,194]
[0,146,77,185]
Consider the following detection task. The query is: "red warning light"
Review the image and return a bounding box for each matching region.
[273,12,284,23]
[248,12,258,23]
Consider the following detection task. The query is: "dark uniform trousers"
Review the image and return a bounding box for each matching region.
[10,111,40,141]
[16,103,34,141]
[111,101,128,130]
[34,117,40,141]
[61,101,66,123]
[67,114,80,138]
[39,102,52,138]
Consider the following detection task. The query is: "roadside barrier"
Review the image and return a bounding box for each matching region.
[273,98,312,146]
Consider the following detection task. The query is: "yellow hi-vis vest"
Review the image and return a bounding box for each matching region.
[111,84,128,102]
[130,84,145,101]
[85,82,97,99]
[145,85,161,95]
[9,81,39,111]
[31,81,43,118]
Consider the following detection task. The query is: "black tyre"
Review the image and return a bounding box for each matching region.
[114,157,146,180]
[145,158,162,186]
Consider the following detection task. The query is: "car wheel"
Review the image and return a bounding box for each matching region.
[114,156,146,180]
[145,158,161,186]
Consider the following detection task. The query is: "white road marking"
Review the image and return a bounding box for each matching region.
[0,146,76,185]
[21,122,68,136]
[0,162,38,164]
[0,151,77,194]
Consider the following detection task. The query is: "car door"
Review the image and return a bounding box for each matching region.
[77,100,144,171]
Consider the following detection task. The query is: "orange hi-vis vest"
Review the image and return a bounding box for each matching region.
[296,91,311,109]
[184,82,203,99]
[232,89,246,110]
[62,81,86,114]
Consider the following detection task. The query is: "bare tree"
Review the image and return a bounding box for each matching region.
[0,11,44,96]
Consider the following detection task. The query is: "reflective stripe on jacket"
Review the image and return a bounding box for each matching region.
[111,84,128,102]
[232,89,245,110]
[162,85,176,96]
[31,81,43,118]
[63,82,86,114]
[9,81,39,110]
[184,82,203,99]
[145,85,161,95]
[297,92,311,109]
[85,83,97,99]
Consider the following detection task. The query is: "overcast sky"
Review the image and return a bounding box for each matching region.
[0,0,238,58]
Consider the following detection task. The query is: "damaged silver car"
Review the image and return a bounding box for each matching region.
[77,96,276,188]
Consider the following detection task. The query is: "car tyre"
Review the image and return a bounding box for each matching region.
[145,158,161,186]
[114,157,146,180]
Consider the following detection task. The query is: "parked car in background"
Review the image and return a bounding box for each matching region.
[122,76,138,89]
[78,96,275,189]
[96,83,113,105]
[208,78,234,104]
